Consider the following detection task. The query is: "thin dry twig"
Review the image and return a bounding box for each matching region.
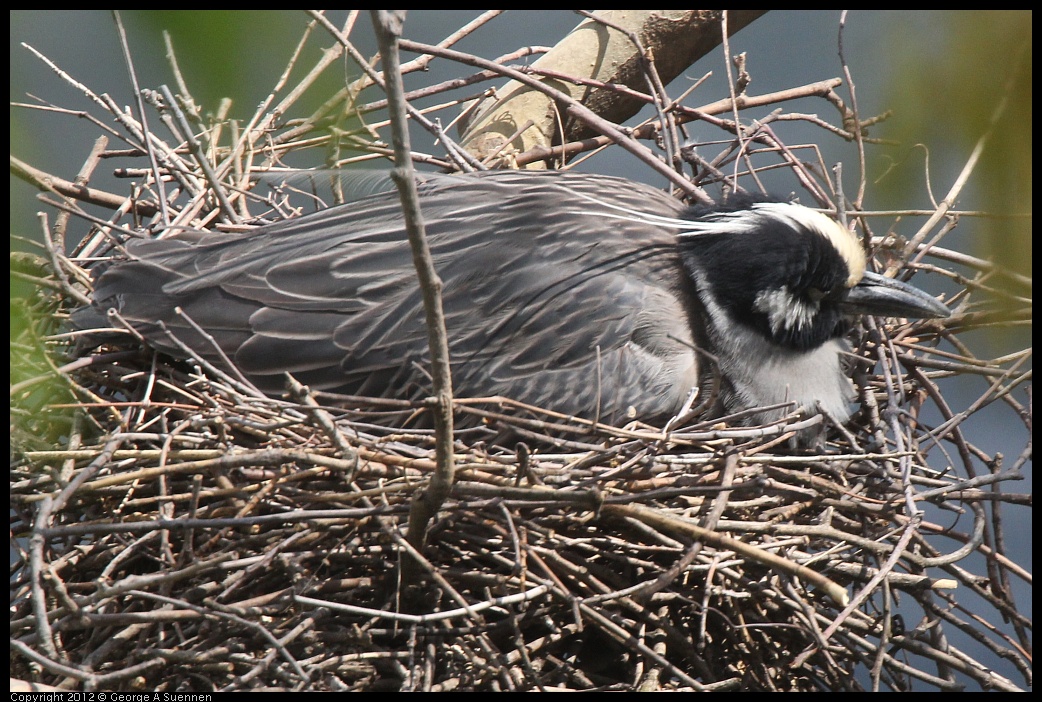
[370,10,458,575]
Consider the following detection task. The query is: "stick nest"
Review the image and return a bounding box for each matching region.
[11,12,1031,692]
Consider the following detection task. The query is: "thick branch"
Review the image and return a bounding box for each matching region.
[458,10,765,164]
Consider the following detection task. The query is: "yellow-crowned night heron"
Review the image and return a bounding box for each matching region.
[73,170,949,431]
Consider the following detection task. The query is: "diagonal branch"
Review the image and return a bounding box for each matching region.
[458,11,765,166]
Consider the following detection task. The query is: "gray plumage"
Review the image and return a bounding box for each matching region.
[74,169,949,430]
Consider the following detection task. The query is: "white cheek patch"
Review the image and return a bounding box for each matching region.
[754,286,820,335]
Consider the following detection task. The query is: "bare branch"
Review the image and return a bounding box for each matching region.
[370,11,457,566]
[459,10,765,163]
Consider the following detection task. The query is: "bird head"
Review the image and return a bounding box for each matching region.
[676,199,950,354]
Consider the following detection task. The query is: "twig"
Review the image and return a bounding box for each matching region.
[370,11,457,567]
[397,37,712,204]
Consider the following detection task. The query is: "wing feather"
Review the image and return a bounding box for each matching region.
[85,171,700,423]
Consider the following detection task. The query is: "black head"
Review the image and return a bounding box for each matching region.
[676,198,948,352]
